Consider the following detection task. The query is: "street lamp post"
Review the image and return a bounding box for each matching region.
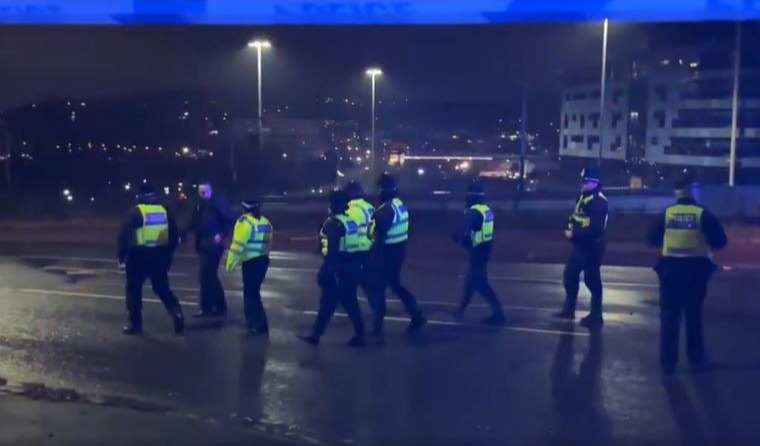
[248,39,272,151]
[365,68,382,174]
[598,18,609,166]
[729,22,742,187]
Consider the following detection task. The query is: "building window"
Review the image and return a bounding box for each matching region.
[612,135,623,151]
[572,114,577,122]
[571,135,584,144]
[587,135,600,151]
[613,89,625,104]
[564,114,569,129]
[563,135,569,148]
[580,115,586,128]
[651,136,659,145]
[611,113,623,129]
[653,111,666,128]
[589,113,600,129]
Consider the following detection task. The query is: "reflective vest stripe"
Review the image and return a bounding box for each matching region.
[470,204,494,246]
[347,199,375,252]
[135,204,169,247]
[662,204,711,258]
[386,198,409,244]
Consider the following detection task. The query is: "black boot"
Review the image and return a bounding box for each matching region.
[123,314,142,335]
[580,313,604,329]
[407,316,427,334]
[298,334,320,346]
[347,335,366,348]
[123,324,143,335]
[172,313,185,335]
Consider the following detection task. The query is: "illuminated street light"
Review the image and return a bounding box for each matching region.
[247,39,272,154]
[365,67,383,173]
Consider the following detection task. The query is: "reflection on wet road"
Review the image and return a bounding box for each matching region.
[1,243,760,445]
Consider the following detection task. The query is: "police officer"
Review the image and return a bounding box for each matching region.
[368,173,426,336]
[226,198,273,335]
[647,173,727,374]
[452,180,506,325]
[117,183,184,335]
[299,190,366,347]
[344,180,376,307]
[554,166,608,328]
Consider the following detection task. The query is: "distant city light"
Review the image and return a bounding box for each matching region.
[62,189,71,196]
[124,183,131,191]
[66,195,73,202]
[417,168,425,176]
[182,147,190,154]
[282,153,288,159]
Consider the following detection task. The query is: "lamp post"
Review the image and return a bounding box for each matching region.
[365,67,383,173]
[247,39,272,151]
[598,18,609,166]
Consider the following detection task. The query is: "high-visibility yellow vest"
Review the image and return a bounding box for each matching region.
[233,215,273,259]
[135,204,169,247]
[347,198,375,252]
[320,214,361,256]
[662,204,711,258]
[469,204,494,246]
[569,192,608,229]
[370,198,409,245]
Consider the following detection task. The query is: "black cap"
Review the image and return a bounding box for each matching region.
[466,179,486,196]
[138,183,156,196]
[377,172,397,191]
[329,190,349,211]
[673,171,699,190]
[241,198,261,211]
[581,166,601,184]
[343,180,364,199]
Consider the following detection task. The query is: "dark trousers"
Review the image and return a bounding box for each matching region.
[658,265,710,368]
[311,265,365,338]
[199,247,226,313]
[125,250,182,326]
[458,259,504,317]
[370,244,423,329]
[562,246,604,316]
[242,257,270,329]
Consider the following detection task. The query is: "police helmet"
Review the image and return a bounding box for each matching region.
[138,182,157,197]
[343,180,364,199]
[241,198,261,211]
[673,170,699,190]
[580,166,601,184]
[376,172,397,191]
[329,190,349,211]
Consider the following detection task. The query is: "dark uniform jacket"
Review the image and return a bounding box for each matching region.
[181,195,233,253]
[569,188,608,253]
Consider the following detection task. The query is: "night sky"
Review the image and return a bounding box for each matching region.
[0,22,748,109]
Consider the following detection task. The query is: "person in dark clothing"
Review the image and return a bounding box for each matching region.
[117,183,184,335]
[181,181,233,318]
[554,166,609,329]
[299,190,365,347]
[368,173,426,336]
[647,173,727,374]
[226,198,273,335]
[452,180,505,325]
[343,180,376,312]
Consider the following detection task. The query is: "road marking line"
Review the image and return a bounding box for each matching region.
[300,310,588,337]
[484,275,658,289]
[16,288,199,307]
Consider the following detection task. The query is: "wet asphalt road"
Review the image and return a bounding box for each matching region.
[1,242,760,445]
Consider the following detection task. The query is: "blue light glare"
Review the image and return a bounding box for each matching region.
[0,0,757,25]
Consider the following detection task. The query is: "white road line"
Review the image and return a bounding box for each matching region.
[300,310,588,337]
[16,288,198,307]
[10,288,586,336]
[8,254,656,288]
